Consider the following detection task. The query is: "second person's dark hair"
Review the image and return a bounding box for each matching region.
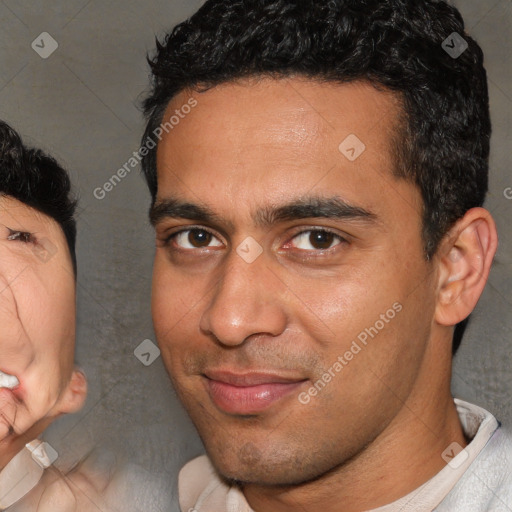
[0,120,78,276]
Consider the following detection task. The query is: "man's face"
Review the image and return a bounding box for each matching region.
[0,197,79,446]
[152,79,439,485]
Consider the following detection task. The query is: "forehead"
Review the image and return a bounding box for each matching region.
[155,78,416,221]
[0,195,56,230]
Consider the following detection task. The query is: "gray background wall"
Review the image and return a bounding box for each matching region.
[0,1,510,510]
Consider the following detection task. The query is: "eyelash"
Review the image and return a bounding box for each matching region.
[7,229,34,244]
[287,228,345,250]
[162,227,219,248]
[162,227,347,252]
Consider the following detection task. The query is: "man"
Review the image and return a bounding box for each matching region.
[0,120,124,511]
[141,0,512,510]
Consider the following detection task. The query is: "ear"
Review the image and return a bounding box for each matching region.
[435,207,498,326]
[56,367,88,415]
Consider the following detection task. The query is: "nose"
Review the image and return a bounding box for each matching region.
[199,251,288,346]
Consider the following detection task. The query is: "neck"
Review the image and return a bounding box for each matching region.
[243,336,466,512]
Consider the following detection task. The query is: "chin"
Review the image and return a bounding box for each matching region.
[206,446,324,488]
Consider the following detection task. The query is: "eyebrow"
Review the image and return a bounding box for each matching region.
[150,199,226,227]
[150,196,378,228]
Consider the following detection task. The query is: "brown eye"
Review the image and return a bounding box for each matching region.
[188,229,212,247]
[309,231,335,250]
[290,230,342,251]
[173,229,223,249]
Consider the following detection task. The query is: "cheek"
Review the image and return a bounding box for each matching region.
[285,263,400,348]
[315,275,433,403]
[153,257,189,324]
[23,272,75,348]
[289,255,431,385]
[151,256,204,354]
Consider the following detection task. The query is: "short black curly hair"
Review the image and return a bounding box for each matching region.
[141,0,491,354]
[0,120,78,276]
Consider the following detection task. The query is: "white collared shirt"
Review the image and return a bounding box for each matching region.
[0,441,53,510]
[179,399,512,511]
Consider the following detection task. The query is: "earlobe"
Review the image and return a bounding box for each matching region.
[58,368,88,415]
[435,208,498,326]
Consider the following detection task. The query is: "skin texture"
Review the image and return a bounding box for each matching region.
[0,196,86,471]
[151,78,498,511]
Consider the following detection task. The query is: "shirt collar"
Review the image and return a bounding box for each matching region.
[0,441,53,510]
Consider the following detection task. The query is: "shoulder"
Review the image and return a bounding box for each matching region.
[438,424,512,511]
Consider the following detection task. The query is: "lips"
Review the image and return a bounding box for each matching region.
[203,370,306,415]
[0,370,19,389]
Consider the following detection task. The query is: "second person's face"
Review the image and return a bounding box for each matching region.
[0,196,85,462]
